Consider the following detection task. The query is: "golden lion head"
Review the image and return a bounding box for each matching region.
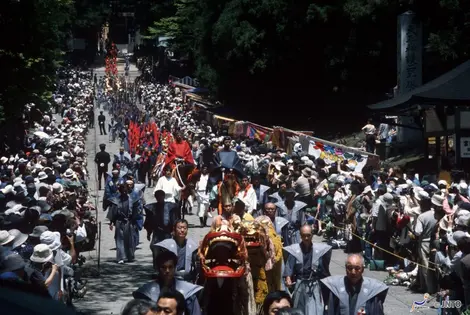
[235,220,267,248]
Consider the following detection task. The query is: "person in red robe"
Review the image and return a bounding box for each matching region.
[164,131,194,169]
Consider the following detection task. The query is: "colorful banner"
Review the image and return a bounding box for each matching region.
[307,140,369,172]
[245,123,271,141]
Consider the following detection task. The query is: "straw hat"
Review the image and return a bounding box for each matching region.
[40,231,61,251]
[0,230,15,246]
[30,244,53,263]
[431,194,444,208]
[7,229,28,249]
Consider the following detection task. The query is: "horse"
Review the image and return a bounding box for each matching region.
[171,160,199,220]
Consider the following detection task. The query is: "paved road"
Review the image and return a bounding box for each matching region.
[74,64,437,315]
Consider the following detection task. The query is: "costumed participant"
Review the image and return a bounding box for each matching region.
[154,165,185,203]
[199,193,255,315]
[151,143,167,179]
[128,152,140,180]
[213,136,244,175]
[263,202,289,237]
[126,179,145,247]
[114,147,130,173]
[269,181,289,203]
[251,174,270,217]
[237,175,257,215]
[255,216,283,292]
[284,224,332,315]
[320,253,388,315]
[106,179,140,264]
[215,170,240,215]
[138,148,152,186]
[133,250,203,315]
[234,217,276,312]
[144,189,178,271]
[211,194,241,231]
[164,131,194,169]
[275,189,307,246]
[195,165,211,227]
[103,169,121,211]
[152,219,198,282]
[148,148,159,187]
[234,199,255,221]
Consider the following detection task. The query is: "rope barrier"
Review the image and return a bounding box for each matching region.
[312,217,438,271]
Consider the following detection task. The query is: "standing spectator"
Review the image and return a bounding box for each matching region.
[362,119,377,153]
[94,143,111,191]
[98,111,107,135]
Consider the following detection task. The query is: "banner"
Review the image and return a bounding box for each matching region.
[307,140,369,172]
[245,123,272,141]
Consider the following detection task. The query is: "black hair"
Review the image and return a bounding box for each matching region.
[317,170,327,180]
[275,308,305,315]
[173,219,188,229]
[458,237,470,254]
[154,190,165,198]
[315,158,326,169]
[262,291,292,315]
[156,250,178,267]
[158,288,186,315]
[121,299,156,315]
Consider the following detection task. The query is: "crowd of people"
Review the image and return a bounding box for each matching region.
[0,67,97,313]
[2,61,470,315]
[90,64,470,315]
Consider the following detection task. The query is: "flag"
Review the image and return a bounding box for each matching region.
[245,123,270,141]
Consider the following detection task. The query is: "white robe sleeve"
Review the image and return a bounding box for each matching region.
[246,188,258,214]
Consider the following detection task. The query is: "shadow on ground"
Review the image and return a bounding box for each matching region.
[76,260,154,314]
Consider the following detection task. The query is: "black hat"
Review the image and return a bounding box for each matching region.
[29,225,49,238]
[0,254,25,273]
[99,143,106,148]
[234,198,245,207]
[284,188,296,195]
[37,200,51,213]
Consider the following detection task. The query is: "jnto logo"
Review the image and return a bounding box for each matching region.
[410,294,462,312]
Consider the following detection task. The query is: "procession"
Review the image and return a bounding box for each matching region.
[91,52,391,315]
[0,42,469,315]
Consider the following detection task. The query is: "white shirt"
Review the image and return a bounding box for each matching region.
[196,174,209,193]
[154,176,182,203]
[362,124,376,135]
[195,174,210,204]
[237,185,257,214]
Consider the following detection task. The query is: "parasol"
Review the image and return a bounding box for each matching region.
[47,138,65,147]
[34,131,51,139]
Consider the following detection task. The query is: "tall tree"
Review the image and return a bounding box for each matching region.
[147,0,470,130]
[0,0,74,121]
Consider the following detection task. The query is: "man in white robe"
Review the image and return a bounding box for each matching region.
[155,165,184,203]
[237,175,257,215]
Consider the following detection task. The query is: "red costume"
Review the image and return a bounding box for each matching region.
[164,140,194,168]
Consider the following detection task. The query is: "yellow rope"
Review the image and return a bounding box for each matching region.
[314,218,437,271]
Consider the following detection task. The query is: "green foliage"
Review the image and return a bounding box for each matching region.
[145,0,470,111]
[0,0,110,123]
[417,0,470,62]
[73,0,110,30]
[0,0,74,122]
